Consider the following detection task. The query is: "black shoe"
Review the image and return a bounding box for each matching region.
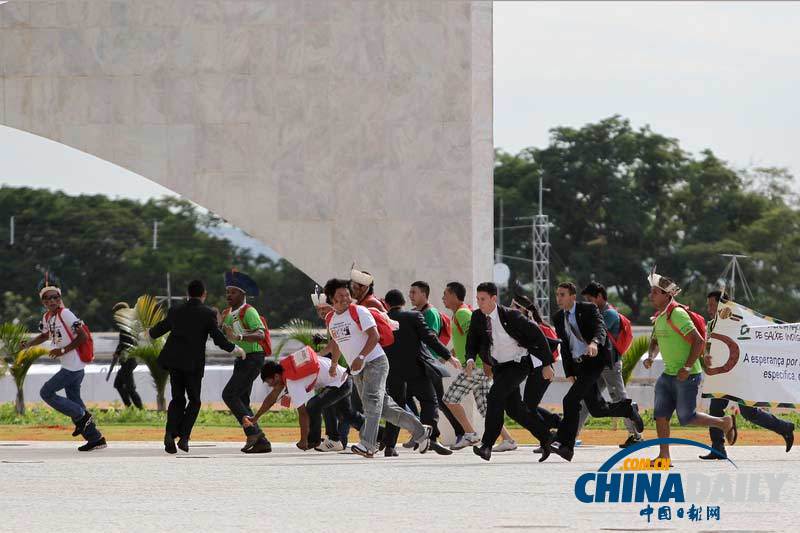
[79,437,107,452]
[619,434,644,449]
[384,447,399,457]
[473,444,491,462]
[241,433,260,453]
[377,426,385,451]
[243,437,272,454]
[783,424,794,453]
[699,451,727,460]
[537,435,552,463]
[533,446,543,454]
[430,440,454,456]
[72,411,93,437]
[164,434,177,454]
[177,437,189,453]
[549,440,574,462]
[629,402,645,434]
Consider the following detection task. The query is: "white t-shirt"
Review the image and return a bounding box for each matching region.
[283,356,348,408]
[327,305,385,372]
[40,307,86,371]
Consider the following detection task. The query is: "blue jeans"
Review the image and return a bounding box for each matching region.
[708,398,794,453]
[654,373,702,425]
[40,368,102,442]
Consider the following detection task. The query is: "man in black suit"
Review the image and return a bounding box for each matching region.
[467,282,556,462]
[546,282,644,462]
[149,280,245,454]
[382,289,460,457]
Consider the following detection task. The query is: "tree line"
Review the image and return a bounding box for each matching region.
[495,115,799,323]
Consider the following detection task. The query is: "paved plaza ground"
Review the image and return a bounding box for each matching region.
[0,442,796,532]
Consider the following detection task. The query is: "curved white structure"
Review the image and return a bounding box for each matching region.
[1,0,493,298]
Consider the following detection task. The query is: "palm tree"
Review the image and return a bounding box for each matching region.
[621,335,652,385]
[273,318,327,357]
[0,322,47,414]
[113,295,169,411]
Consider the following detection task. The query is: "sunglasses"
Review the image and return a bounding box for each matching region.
[42,295,61,301]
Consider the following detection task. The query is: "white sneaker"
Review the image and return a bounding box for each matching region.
[450,432,480,450]
[416,425,433,454]
[315,439,344,452]
[492,439,518,453]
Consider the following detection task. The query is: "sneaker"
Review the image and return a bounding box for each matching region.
[451,432,481,450]
[315,439,344,453]
[402,435,417,449]
[415,426,433,454]
[492,439,518,452]
[72,411,93,437]
[449,435,470,451]
[351,444,374,458]
[575,439,583,447]
[619,434,643,449]
[78,437,107,452]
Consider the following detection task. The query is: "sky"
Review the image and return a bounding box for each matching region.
[2,1,799,208]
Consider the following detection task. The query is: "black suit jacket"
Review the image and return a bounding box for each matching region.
[385,309,451,379]
[465,305,555,367]
[552,301,612,377]
[149,298,236,376]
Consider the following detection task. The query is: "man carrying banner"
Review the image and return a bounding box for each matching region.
[643,270,737,463]
[699,290,794,459]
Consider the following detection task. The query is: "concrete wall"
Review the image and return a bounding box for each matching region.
[0,0,494,300]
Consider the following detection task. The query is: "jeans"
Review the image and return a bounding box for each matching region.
[222,353,265,437]
[167,370,203,439]
[654,372,702,425]
[576,360,640,436]
[307,378,362,444]
[352,355,425,453]
[708,398,794,453]
[40,368,102,442]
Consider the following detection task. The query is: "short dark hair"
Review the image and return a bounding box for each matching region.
[446,281,467,302]
[187,280,205,298]
[410,281,430,298]
[581,281,607,300]
[260,360,283,382]
[324,278,350,301]
[384,289,405,307]
[476,282,498,297]
[707,290,728,302]
[557,281,577,295]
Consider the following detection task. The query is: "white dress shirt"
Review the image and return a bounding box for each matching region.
[564,302,588,360]
[488,306,527,364]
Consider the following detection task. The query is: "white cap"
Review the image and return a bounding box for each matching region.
[350,269,374,286]
[648,267,681,296]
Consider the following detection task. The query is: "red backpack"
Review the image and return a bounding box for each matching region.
[280,346,321,391]
[47,308,94,363]
[326,304,396,347]
[607,305,634,355]
[538,322,560,361]
[664,301,707,344]
[222,304,273,355]
[421,304,452,346]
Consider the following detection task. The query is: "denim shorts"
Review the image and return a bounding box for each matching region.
[653,372,702,425]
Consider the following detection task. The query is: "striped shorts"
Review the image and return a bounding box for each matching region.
[442,368,492,417]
